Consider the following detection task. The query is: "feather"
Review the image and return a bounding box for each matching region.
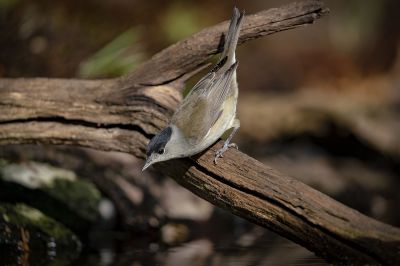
[170,8,244,145]
[221,7,244,68]
[146,127,172,156]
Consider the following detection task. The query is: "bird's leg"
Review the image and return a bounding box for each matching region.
[214,119,240,164]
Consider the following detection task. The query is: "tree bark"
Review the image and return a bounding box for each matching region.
[1,1,399,264]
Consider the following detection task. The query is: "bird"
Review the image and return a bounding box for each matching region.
[142,7,244,171]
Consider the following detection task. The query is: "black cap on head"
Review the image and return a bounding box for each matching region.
[146,127,172,157]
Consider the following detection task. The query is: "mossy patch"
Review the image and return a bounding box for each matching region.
[44,178,101,221]
[0,203,79,242]
[0,203,81,265]
[0,161,102,222]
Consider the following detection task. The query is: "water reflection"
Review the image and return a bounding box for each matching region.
[77,235,325,266]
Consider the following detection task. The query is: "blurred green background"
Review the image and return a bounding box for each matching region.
[0,0,399,265]
[1,0,399,81]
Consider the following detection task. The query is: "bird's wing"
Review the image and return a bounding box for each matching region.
[171,7,243,144]
[171,62,238,144]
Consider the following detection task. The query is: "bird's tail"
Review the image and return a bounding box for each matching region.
[221,7,244,64]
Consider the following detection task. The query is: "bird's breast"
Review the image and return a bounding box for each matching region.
[203,95,237,145]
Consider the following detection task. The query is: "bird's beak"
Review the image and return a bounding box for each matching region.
[142,160,152,171]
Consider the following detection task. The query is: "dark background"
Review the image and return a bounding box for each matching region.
[1,0,399,265]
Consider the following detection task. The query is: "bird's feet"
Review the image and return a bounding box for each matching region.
[214,142,238,164]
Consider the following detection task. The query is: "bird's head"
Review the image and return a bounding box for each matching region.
[142,126,175,171]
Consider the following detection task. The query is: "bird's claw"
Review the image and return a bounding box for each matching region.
[214,142,238,164]
[228,143,238,149]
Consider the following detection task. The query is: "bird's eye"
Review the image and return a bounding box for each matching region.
[158,148,165,155]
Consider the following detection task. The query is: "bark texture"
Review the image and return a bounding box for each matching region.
[1,1,399,264]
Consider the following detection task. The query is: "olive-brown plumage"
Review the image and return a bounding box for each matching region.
[143,8,244,170]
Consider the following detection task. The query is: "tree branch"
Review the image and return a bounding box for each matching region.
[121,0,329,86]
[1,1,399,264]
[160,144,400,265]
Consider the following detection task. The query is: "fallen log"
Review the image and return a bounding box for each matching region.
[1,1,399,264]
